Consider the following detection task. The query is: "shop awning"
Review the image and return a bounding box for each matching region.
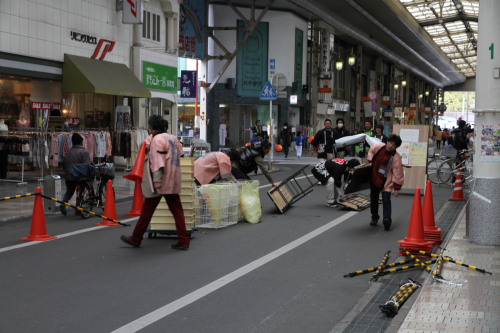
[63,54,151,98]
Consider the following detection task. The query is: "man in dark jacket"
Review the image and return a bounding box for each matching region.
[280,122,292,158]
[453,120,469,154]
[312,118,335,160]
[332,118,350,158]
[234,140,277,187]
[60,133,92,215]
[311,158,360,207]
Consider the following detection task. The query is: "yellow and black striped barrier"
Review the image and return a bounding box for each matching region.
[0,193,37,202]
[379,260,436,277]
[371,250,391,281]
[380,279,421,317]
[343,258,416,278]
[38,193,130,227]
[406,249,492,275]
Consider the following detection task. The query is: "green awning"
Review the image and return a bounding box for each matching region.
[63,54,151,98]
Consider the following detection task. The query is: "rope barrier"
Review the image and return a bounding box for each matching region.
[0,193,37,201]
[38,194,130,227]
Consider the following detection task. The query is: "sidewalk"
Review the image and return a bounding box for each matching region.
[397,211,500,333]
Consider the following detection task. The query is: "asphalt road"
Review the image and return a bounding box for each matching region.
[0,164,453,333]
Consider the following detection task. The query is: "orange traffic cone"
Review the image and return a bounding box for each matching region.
[398,188,433,255]
[422,180,442,244]
[449,168,465,201]
[21,187,57,241]
[124,141,147,182]
[126,181,144,216]
[96,180,120,226]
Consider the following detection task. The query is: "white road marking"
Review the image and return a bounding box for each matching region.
[0,216,139,254]
[111,211,358,333]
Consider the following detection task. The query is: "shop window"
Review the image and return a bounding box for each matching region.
[142,10,161,42]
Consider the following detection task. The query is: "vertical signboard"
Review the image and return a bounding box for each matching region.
[236,20,269,97]
[179,0,206,59]
[142,61,178,92]
[123,0,143,24]
[294,28,303,97]
[320,29,331,76]
[180,70,197,98]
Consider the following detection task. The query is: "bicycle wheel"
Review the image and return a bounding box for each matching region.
[98,181,108,209]
[76,183,94,219]
[437,160,455,185]
[426,157,441,184]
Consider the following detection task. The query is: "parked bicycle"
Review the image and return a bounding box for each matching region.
[426,150,445,184]
[75,163,115,219]
[436,149,473,186]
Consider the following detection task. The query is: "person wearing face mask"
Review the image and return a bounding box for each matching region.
[332,118,350,158]
[311,119,335,160]
[367,134,404,231]
[279,122,292,158]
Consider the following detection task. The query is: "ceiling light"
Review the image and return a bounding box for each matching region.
[335,61,344,71]
[348,56,356,66]
[401,80,407,87]
[394,83,399,89]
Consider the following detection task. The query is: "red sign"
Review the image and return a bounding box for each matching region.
[92,39,116,60]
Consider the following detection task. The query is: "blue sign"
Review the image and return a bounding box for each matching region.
[180,70,197,98]
[270,59,276,70]
[259,80,277,100]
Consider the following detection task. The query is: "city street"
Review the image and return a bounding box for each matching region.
[0,163,455,333]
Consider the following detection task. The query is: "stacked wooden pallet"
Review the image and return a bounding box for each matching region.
[150,158,196,231]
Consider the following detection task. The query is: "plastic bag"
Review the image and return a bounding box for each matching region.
[198,184,227,227]
[240,181,261,224]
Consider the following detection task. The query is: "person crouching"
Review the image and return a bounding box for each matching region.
[312,158,360,207]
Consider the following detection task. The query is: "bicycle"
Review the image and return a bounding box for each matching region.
[75,163,115,219]
[426,151,445,184]
[436,149,473,186]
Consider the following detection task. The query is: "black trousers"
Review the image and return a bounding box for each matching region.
[370,183,392,221]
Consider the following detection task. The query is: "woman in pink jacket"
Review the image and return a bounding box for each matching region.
[367,135,404,231]
[121,115,190,250]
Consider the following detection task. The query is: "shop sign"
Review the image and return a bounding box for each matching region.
[31,102,61,110]
[180,70,197,98]
[179,0,206,59]
[70,31,98,45]
[123,0,143,24]
[143,61,177,92]
[70,30,116,60]
[320,30,330,75]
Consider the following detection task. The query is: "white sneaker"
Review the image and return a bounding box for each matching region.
[326,202,338,208]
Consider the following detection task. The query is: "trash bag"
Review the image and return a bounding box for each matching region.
[240,181,261,224]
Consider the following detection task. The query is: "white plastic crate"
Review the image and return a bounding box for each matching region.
[195,182,241,229]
